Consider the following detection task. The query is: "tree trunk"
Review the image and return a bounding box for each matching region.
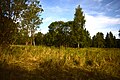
[78,42,79,48]
[33,38,35,46]
[26,41,28,45]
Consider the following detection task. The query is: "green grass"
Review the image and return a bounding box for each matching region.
[0,45,120,80]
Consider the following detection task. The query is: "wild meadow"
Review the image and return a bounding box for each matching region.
[0,45,120,80]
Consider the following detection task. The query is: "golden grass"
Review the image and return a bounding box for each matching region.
[0,45,120,80]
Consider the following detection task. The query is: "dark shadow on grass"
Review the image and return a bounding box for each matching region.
[0,60,120,80]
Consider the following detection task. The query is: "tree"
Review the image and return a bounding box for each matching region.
[0,0,27,47]
[47,21,74,47]
[72,5,86,48]
[63,21,73,47]
[93,32,105,48]
[20,0,43,45]
[83,29,91,47]
[35,32,44,45]
[105,32,116,48]
[105,32,110,48]
[0,0,27,20]
[44,5,90,48]
[0,16,18,47]
[48,21,65,47]
[92,35,96,47]
[117,30,120,48]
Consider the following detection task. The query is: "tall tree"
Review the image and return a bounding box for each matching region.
[73,5,86,48]
[0,0,27,47]
[20,0,43,45]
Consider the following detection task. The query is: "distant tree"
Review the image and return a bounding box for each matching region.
[45,5,90,48]
[105,32,110,48]
[35,32,44,45]
[43,32,52,46]
[92,35,96,47]
[93,32,105,48]
[116,39,120,48]
[48,21,65,47]
[20,0,43,45]
[83,29,92,47]
[46,21,74,47]
[116,30,120,48]
[63,21,74,47]
[113,36,117,48]
[72,5,86,48]
[105,32,116,48]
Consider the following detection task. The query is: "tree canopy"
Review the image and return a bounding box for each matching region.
[0,0,43,47]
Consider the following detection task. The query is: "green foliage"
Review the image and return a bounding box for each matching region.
[0,0,28,47]
[0,16,18,47]
[92,32,105,48]
[47,21,72,47]
[72,5,86,48]
[45,5,91,48]
[35,32,44,45]
[105,32,116,48]
[20,0,43,45]
[0,0,27,20]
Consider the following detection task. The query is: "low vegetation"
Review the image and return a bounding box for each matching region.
[0,45,120,80]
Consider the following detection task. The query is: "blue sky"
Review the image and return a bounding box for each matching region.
[39,0,120,38]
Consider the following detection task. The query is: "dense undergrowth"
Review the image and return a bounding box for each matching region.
[0,45,120,80]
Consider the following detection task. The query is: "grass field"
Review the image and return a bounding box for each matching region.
[0,45,120,80]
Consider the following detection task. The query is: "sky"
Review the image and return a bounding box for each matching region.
[39,0,120,38]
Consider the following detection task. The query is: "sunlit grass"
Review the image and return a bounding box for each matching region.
[0,45,120,80]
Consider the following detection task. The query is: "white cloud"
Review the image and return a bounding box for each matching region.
[85,14,120,38]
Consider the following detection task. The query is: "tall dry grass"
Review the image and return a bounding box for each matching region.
[0,45,120,80]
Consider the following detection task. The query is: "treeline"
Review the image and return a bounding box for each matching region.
[0,1,120,48]
[15,5,120,48]
[15,30,120,48]
[21,31,120,48]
